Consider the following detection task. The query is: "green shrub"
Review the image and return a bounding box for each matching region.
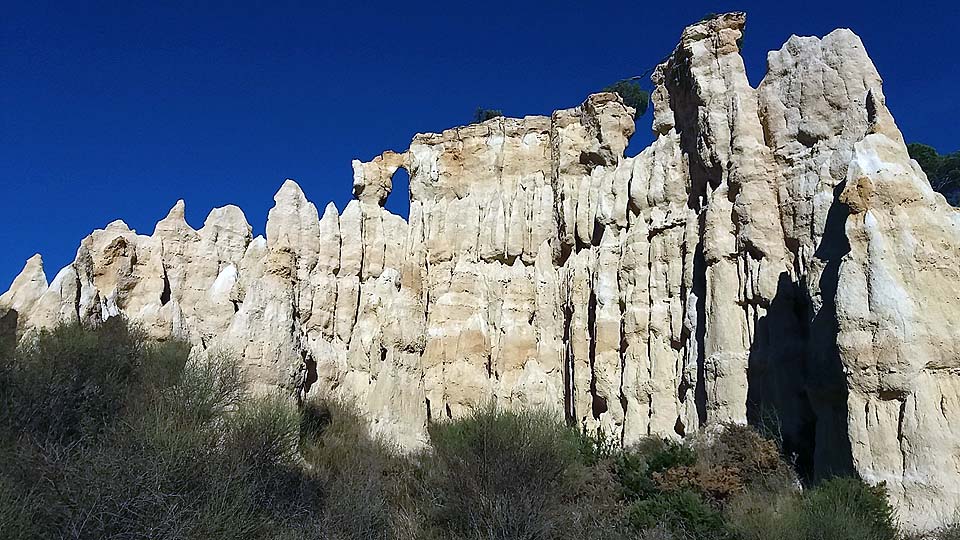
[571,424,620,466]
[628,489,731,540]
[421,405,627,540]
[726,477,898,540]
[155,351,246,427]
[0,475,41,540]
[602,79,650,117]
[617,437,697,500]
[796,477,898,540]
[298,400,409,540]
[0,318,145,443]
[299,397,331,445]
[724,488,800,540]
[0,319,308,540]
[907,142,960,204]
[222,394,302,503]
[474,107,503,123]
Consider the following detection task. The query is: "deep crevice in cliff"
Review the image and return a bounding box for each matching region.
[804,181,855,480]
[746,271,818,479]
[562,295,575,425]
[692,220,709,428]
[160,268,172,306]
[588,286,607,420]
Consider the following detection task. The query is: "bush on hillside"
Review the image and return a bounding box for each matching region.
[694,423,796,492]
[0,318,147,443]
[628,489,731,540]
[297,400,411,540]
[617,436,697,500]
[0,319,309,539]
[725,477,899,540]
[421,405,628,540]
[797,477,898,540]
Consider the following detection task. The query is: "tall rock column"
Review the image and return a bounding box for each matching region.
[839,127,960,530]
[652,13,792,426]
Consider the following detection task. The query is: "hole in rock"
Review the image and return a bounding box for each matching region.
[384,166,410,219]
[674,417,686,437]
[160,270,172,306]
[592,394,608,420]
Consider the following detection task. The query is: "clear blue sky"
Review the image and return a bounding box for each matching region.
[2,0,958,289]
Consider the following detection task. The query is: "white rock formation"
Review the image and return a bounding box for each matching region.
[2,12,957,530]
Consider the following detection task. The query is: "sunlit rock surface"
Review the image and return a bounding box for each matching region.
[3,12,958,530]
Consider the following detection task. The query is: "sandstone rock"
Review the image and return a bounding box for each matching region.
[0,254,48,331]
[4,12,957,530]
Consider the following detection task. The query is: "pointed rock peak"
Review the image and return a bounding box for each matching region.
[166,199,186,219]
[16,254,46,286]
[156,199,187,226]
[266,179,320,252]
[275,179,307,203]
[154,199,197,237]
[321,201,339,221]
[341,199,361,220]
[204,205,252,234]
[105,219,132,232]
[318,202,340,241]
[1,254,48,308]
[822,27,860,44]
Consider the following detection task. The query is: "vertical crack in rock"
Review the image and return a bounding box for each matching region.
[692,225,709,428]
[587,285,606,420]
[897,397,907,478]
[562,280,576,425]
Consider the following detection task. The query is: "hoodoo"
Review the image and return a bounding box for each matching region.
[3,13,958,530]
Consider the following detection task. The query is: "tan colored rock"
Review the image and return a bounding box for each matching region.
[5,12,958,530]
[352,150,407,206]
[0,254,48,331]
[837,131,960,530]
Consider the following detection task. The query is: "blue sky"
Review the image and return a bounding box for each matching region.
[2,0,958,289]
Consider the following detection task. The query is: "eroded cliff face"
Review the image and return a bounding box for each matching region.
[3,13,958,530]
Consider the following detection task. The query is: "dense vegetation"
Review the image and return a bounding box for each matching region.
[1,320,957,539]
[907,143,960,205]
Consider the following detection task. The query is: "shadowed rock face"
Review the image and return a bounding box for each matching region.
[3,12,958,530]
